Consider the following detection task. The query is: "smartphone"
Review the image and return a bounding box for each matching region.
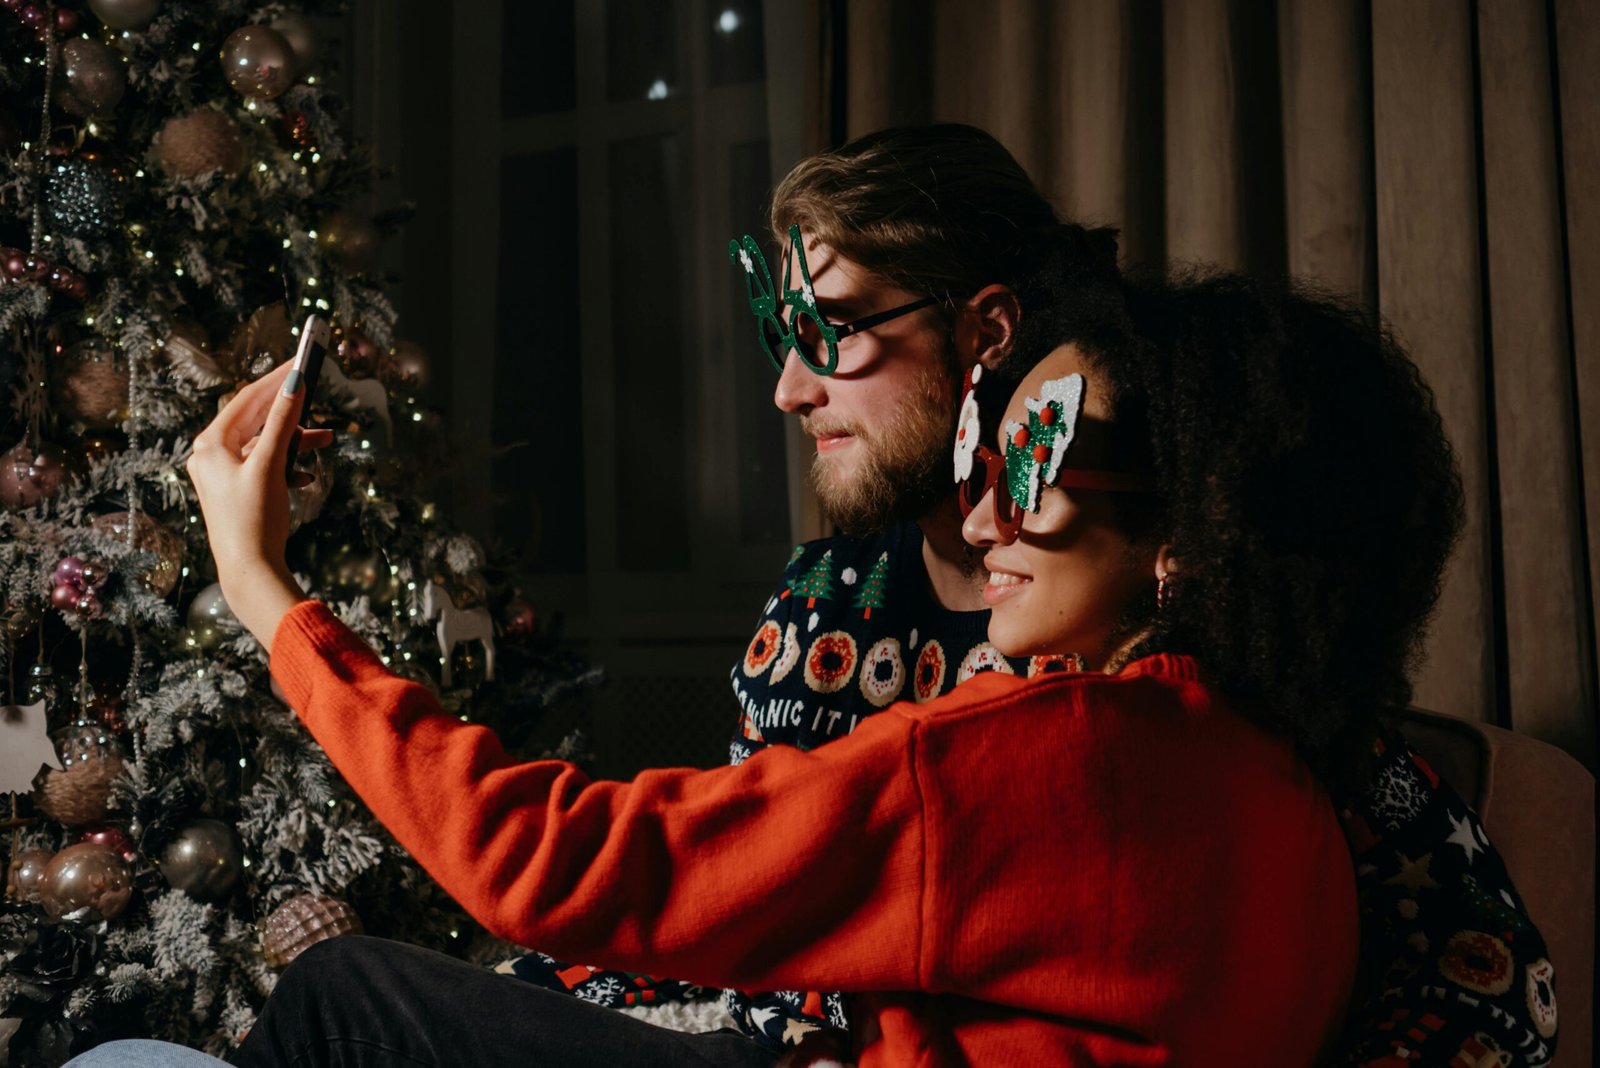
[285,314,331,482]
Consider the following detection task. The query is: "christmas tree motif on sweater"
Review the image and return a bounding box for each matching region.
[852,552,890,619]
[789,549,836,608]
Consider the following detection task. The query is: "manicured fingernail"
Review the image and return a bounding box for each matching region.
[281,369,304,396]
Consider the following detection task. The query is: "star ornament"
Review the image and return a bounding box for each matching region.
[0,701,62,793]
[1446,810,1486,865]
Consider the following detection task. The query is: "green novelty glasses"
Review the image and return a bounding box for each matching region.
[729,224,938,375]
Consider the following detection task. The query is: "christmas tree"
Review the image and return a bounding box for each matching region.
[790,549,834,609]
[852,552,888,620]
[0,4,596,1064]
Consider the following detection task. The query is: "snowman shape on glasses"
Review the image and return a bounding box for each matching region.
[955,370,1150,542]
[729,224,939,375]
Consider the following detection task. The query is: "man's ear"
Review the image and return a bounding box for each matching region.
[953,284,1022,372]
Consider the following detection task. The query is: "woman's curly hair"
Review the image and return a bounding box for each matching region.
[1013,262,1465,786]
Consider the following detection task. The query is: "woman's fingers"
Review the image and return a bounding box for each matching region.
[248,370,307,473]
[196,362,297,455]
[239,426,330,461]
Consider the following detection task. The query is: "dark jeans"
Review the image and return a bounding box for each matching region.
[227,936,777,1068]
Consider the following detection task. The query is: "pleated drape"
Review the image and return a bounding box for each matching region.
[791,0,1596,764]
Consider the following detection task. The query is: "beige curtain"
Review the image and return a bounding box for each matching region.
[801,0,1597,765]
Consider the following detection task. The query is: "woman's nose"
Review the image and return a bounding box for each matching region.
[962,486,1002,549]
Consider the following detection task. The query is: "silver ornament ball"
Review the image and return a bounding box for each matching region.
[39,842,133,921]
[161,818,243,902]
[220,26,296,101]
[57,37,126,117]
[186,582,236,649]
[88,0,161,30]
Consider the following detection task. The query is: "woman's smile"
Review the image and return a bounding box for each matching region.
[981,561,1032,606]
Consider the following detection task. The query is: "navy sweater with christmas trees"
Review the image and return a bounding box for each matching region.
[507,523,1559,1064]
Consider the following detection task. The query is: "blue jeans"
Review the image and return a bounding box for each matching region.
[64,1039,230,1066]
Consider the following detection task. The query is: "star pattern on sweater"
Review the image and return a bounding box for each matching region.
[783,1017,822,1045]
[1445,810,1484,865]
[1384,851,1441,893]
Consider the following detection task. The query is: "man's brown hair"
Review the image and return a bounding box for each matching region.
[771,124,1115,311]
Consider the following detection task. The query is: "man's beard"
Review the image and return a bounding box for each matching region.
[804,365,958,536]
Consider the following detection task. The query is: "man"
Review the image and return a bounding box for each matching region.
[715,125,1558,1065]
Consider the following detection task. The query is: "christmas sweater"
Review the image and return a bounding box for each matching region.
[270,599,1359,1066]
[725,525,1560,1064]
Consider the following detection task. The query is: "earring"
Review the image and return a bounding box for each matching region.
[1156,574,1172,611]
[952,364,983,484]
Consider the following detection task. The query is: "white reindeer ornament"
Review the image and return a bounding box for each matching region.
[323,359,394,445]
[422,581,496,688]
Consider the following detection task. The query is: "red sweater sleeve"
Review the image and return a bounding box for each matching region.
[269,600,926,993]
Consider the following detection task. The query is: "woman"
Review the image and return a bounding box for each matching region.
[71,269,1460,1066]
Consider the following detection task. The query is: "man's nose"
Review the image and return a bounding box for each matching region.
[773,349,825,414]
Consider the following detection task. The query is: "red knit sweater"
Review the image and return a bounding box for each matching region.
[270,600,1357,1066]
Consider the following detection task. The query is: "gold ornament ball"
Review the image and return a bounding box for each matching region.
[5,848,54,905]
[51,338,129,430]
[152,110,244,180]
[220,26,297,101]
[319,212,378,274]
[34,720,125,826]
[57,37,127,117]
[75,430,127,469]
[3,598,41,640]
[262,893,362,968]
[226,303,294,380]
[388,340,430,391]
[92,511,185,598]
[39,842,133,921]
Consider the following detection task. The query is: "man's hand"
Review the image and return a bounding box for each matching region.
[185,360,331,651]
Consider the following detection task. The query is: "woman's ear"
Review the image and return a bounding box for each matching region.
[953,284,1022,372]
[1155,544,1180,581]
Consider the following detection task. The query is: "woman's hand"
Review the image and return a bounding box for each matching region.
[185,360,332,652]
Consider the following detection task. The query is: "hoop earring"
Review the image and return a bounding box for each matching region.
[1156,574,1172,611]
